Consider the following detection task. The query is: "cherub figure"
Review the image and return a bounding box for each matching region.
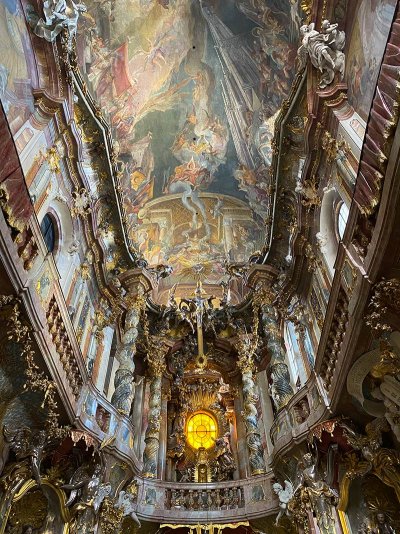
[272,480,294,525]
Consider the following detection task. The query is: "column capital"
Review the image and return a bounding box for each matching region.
[247,264,278,290]
[146,336,168,378]
[119,268,153,297]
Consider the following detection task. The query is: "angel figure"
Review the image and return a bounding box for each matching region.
[272,480,294,525]
[297,22,345,89]
[341,418,400,503]
[223,259,249,285]
[210,197,224,219]
[3,427,48,486]
[213,433,236,480]
[62,460,111,534]
[161,284,180,331]
[145,263,173,284]
[176,302,195,333]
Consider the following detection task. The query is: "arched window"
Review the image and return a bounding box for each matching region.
[337,202,350,240]
[284,322,307,387]
[103,331,117,397]
[40,214,56,252]
[304,327,315,368]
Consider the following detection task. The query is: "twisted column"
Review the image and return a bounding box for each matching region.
[261,302,294,411]
[237,336,266,476]
[109,270,150,416]
[142,338,166,478]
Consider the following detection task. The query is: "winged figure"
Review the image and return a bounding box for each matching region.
[63,459,111,534]
[340,418,400,502]
[145,263,173,284]
[297,22,345,89]
[3,427,48,486]
[223,259,249,284]
[272,480,294,525]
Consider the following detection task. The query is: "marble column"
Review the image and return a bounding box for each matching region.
[257,370,274,455]
[237,340,266,476]
[111,301,141,416]
[110,270,152,416]
[132,376,145,457]
[142,339,166,478]
[261,302,294,411]
[157,382,170,480]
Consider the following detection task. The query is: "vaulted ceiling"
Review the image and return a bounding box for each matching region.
[76,0,300,287]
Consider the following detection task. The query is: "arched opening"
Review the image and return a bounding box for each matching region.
[337,201,350,240]
[40,213,56,253]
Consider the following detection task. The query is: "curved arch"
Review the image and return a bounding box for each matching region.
[39,198,77,287]
[2,478,70,533]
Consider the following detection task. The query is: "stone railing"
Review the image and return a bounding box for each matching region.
[165,486,244,511]
[135,473,278,523]
[76,383,142,472]
[269,372,329,458]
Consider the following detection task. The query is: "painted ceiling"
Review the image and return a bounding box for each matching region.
[76,0,301,284]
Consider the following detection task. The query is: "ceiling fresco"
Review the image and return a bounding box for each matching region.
[76,0,300,281]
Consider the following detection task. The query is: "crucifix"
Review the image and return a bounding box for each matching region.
[180,280,214,368]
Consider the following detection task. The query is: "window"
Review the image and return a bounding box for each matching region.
[284,322,307,386]
[103,332,117,397]
[186,412,217,450]
[40,214,56,252]
[304,327,315,368]
[337,202,349,240]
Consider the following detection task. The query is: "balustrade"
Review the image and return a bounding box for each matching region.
[166,486,244,511]
[136,475,276,523]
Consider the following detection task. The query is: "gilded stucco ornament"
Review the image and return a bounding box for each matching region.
[365,278,400,336]
[70,188,92,218]
[321,131,350,165]
[295,176,321,209]
[341,418,400,503]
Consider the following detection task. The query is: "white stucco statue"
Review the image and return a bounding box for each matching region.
[298,21,345,89]
[27,0,86,51]
[272,480,294,525]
